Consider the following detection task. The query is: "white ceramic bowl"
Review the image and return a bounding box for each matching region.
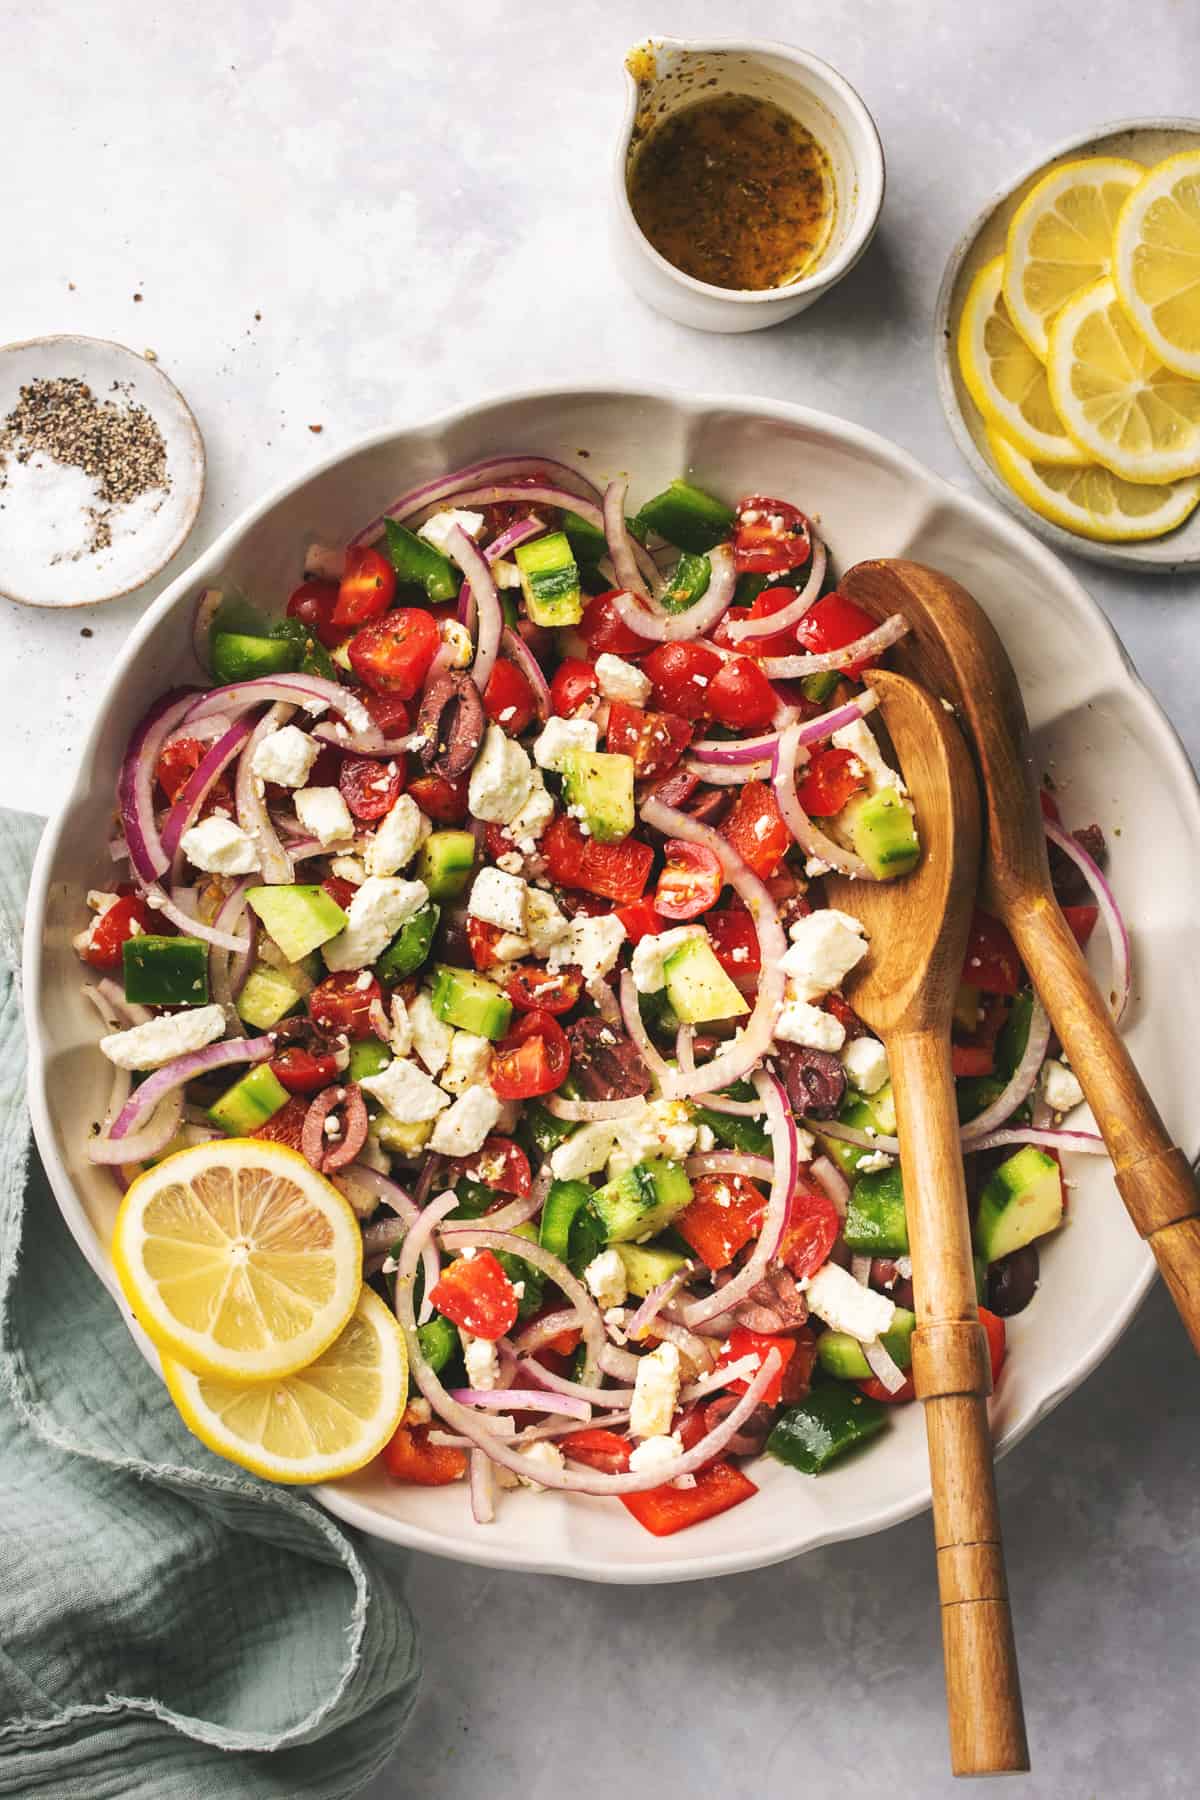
[611,38,885,333]
[25,386,1200,1584]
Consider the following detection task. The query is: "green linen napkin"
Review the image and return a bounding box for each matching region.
[0,809,420,1799]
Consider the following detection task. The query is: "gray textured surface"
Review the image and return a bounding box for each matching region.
[2,1,1199,1792]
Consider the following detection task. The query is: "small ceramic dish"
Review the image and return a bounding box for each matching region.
[935,118,1200,573]
[0,334,205,607]
[611,37,885,333]
[25,385,1200,1583]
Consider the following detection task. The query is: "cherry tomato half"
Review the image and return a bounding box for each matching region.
[706,909,761,980]
[332,545,396,628]
[484,658,537,734]
[77,892,153,971]
[505,964,583,1014]
[446,1135,532,1198]
[676,1174,767,1271]
[604,700,692,779]
[706,655,778,731]
[641,642,723,721]
[655,839,723,921]
[348,608,440,698]
[339,753,406,821]
[270,1044,340,1095]
[733,496,812,576]
[489,1008,570,1100]
[361,691,413,737]
[308,971,382,1039]
[550,657,599,717]
[777,1184,842,1280]
[615,897,667,942]
[962,908,1023,995]
[579,589,648,657]
[794,591,880,679]
[287,579,345,649]
[408,771,469,824]
[541,816,654,904]
[796,746,868,818]
[721,780,791,880]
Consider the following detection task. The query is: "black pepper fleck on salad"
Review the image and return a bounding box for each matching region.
[81,452,1122,1527]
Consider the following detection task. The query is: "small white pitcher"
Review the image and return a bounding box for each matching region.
[611,37,885,334]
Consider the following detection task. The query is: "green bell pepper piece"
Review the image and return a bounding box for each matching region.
[384,518,459,602]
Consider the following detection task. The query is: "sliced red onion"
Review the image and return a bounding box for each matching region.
[638,795,788,1099]
[807,1117,901,1156]
[773,720,873,880]
[83,985,135,1139]
[967,1126,1107,1156]
[811,1153,851,1218]
[139,883,252,954]
[397,1196,782,1497]
[162,714,258,877]
[511,1308,582,1357]
[761,612,911,678]
[850,1253,874,1284]
[641,1317,716,1375]
[586,974,623,1027]
[685,758,771,786]
[610,545,737,643]
[688,685,882,775]
[445,523,503,694]
[687,731,780,766]
[351,454,602,546]
[1044,819,1131,1022]
[499,626,551,722]
[469,1449,494,1523]
[234,703,297,886]
[448,1387,593,1421]
[92,976,151,1027]
[618,969,675,1095]
[305,543,346,582]
[626,1266,692,1342]
[186,674,371,735]
[410,484,603,534]
[960,996,1052,1145]
[312,721,416,757]
[86,1091,184,1168]
[191,588,225,673]
[603,478,652,602]
[87,1036,271,1165]
[723,538,828,640]
[209,879,256,1025]
[684,1070,796,1328]
[437,1225,606,1385]
[863,1336,908,1394]
[119,689,200,882]
[545,1093,646,1123]
[336,1165,441,1322]
[695,1091,768,1117]
[516,1359,635,1410]
[684,1152,775,1182]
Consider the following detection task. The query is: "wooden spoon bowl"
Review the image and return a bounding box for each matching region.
[823,668,1028,1776]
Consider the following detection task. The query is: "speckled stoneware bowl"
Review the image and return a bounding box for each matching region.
[935,118,1200,573]
[25,386,1200,1582]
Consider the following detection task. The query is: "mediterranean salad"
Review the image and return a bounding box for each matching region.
[81,453,1123,1530]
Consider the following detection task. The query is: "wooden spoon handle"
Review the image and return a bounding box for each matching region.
[1006,893,1200,1354]
[888,1030,1029,1777]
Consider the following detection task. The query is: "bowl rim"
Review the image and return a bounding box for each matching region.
[24,381,1200,1581]
[613,36,886,306]
[933,115,1200,573]
[0,332,206,609]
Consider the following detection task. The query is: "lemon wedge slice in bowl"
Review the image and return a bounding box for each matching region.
[162,1287,408,1483]
[987,426,1200,541]
[1003,157,1144,359]
[958,256,1088,464]
[1114,150,1200,379]
[112,1139,363,1381]
[1045,275,1200,482]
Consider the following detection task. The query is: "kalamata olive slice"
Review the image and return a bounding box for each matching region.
[567,1016,651,1101]
[703,1396,774,1458]
[416,672,485,779]
[777,1043,846,1119]
[986,1243,1040,1316]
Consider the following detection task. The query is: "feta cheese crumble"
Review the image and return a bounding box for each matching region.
[780,909,869,1001]
[468,724,535,824]
[583,1248,628,1310]
[1041,1059,1084,1115]
[322,877,429,971]
[430,1087,503,1156]
[364,794,430,877]
[533,715,598,772]
[841,1035,889,1095]
[359,1057,449,1122]
[417,508,485,553]
[468,865,528,935]
[178,816,259,876]
[250,724,319,789]
[594,653,652,705]
[294,785,355,848]
[98,1003,228,1072]
[630,1341,682,1440]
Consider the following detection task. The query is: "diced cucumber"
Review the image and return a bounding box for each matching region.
[211,631,297,684]
[415,830,475,901]
[663,935,749,1025]
[122,934,209,1006]
[766,1386,889,1473]
[692,1104,770,1157]
[540,1179,607,1275]
[997,989,1035,1078]
[374,902,439,982]
[208,1064,290,1136]
[430,964,512,1040]
[816,1083,896,1177]
[247,884,348,963]
[974,1146,1063,1264]
[514,531,582,628]
[236,965,305,1030]
[384,518,459,603]
[615,1241,690,1298]
[846,787,920,880]
[817,1307,916,1380]
[844,1165,909,1256]
[374,1113,434,1154]
[633,479,735,554]
[347,1037,391,1082]
[590,1159,693,1244]
[560,749,635,844]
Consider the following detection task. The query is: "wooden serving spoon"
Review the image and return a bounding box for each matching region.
[841,559,1200,1353]
[823,668,1029,1777]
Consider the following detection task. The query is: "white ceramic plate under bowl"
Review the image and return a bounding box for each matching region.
[25,386,1200,1583]
[935,118,1200,573]
[0,334,205,607]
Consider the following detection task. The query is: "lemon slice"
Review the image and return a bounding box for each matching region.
[958,256,1088,464]
[988,427,1200,541]
[1003,157,1144,359]
[113,1139,363,1381]
[1113,150,1200,378]
[163,1287,408,1483]
[1045,276,1200,483]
